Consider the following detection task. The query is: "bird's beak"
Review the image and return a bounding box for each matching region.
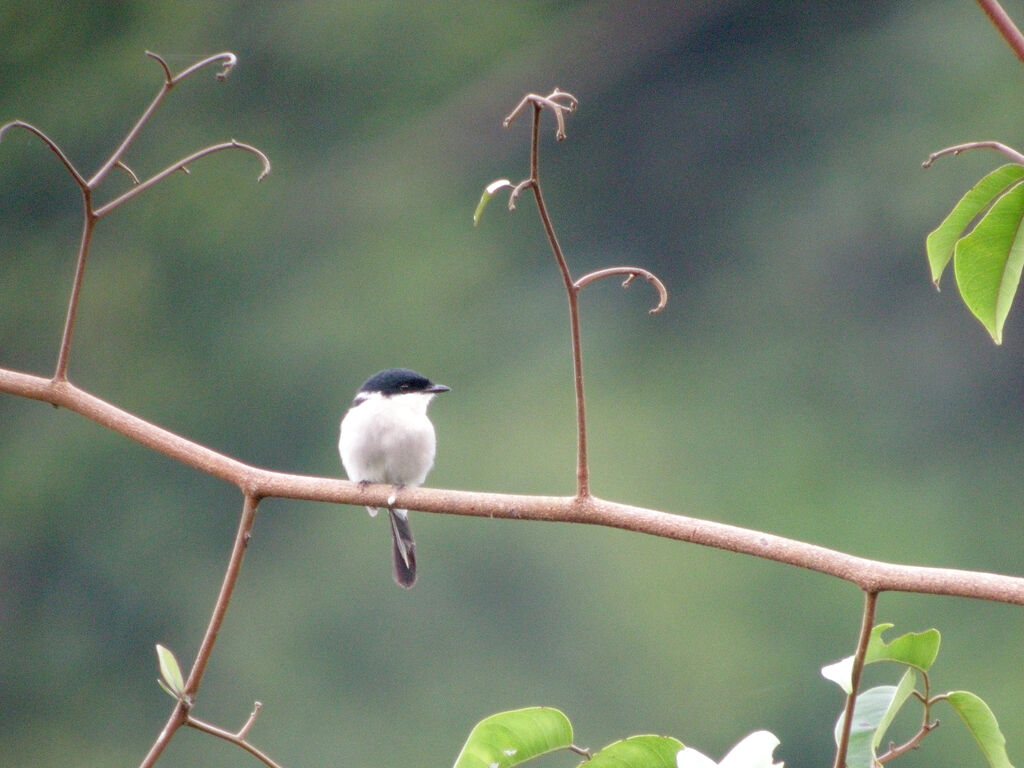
[427,383,450,394]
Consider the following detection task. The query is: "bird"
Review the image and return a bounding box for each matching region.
[338,368,449,588]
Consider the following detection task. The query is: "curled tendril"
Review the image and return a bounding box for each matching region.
[146,51,238,85]
[503,88,579,141]
[573,266,669,314]
[922,140,1024,169]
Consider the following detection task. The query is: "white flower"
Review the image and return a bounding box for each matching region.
[677,731,783,768]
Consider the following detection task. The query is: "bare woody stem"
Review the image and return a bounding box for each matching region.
[186,710,284,768]
[521,99,592,498]
[55,207,97,381]
[0,52,267,382]
[833,591,879,768]
[877,721,939,764]
[976,0,1024,64]
[138,493,260,768]
[89,52,238,188]
[922,140,1024,168]
[5,367,1024,607]
[501,90,667,500]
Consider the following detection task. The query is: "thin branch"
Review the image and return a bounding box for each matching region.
[500,90,667,498]
[94,140,270,218]
[53,210,96,381]
[3,367,1024,606]
[834,591,879,768]
[146,51,174,83]
[569,744,594,760]
[137,700,189,768]
[976,0,1024,65]
[138,494,259,768]
[518,97,591,498]
[876,721,939,764]
[237,701,262,740]
[186,493,259,695]
[186,709,284,768]
[4,53,268,382]
[90,51,238,188]
[507,178,535,211]
[922,140,1024,168]
[573,266,669,314]
[0,120,88,188]
[167,51,238,85]
[115,160,141,184]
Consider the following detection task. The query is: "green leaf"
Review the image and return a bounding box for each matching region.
[865,624,941,672]
[821,624,938,693]
[452,707,573,768]
[156,677,178,700]
[926,164,1024,286]
[589,735,685,768]
[473,178,512,226]
[945,691,1014,768]
[953,180,1024,343]
[155,644,185,697]
[834,671,916,768]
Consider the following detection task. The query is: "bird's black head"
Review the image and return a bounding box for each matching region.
[358,368,450,397]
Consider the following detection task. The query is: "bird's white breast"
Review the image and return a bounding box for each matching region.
[338,391,438,486]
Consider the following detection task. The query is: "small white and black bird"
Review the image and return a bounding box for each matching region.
[338,368,449,588]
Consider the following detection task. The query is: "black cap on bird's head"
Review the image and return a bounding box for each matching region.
[358,368,450,397]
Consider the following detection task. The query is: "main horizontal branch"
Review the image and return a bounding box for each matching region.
[3,365,1023,606]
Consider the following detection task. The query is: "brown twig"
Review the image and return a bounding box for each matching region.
[138,494,261,768]
[833,591,879,768]
[922,140,1024,169]
[89,51,238,188]
[185,703,283,768]
[1,52,268,382]
[569,744,594,760]
[0,121,89,186]
[1,50,273,768]
[93,139,269,217]
[877,721,940,764]
[573,267,669,315]
[976,0,1024,65]
[500,90,668,499]
[3,367,1024,606]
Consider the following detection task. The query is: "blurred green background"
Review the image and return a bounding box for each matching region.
[2,1,1024,767]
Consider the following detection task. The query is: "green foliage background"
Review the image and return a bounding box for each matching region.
[2,2,1023,767]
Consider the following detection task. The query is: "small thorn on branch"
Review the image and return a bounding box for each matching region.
[237,701,262,740]
[145,50,173,83]
[569,744,593,760]
[115,160,141,184]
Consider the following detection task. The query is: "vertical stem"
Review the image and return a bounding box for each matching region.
[976,0,1024,64]
[834,590,879,768]
[54,200,97,382]
[137,701,189,768]
[186,493,259,694]
[137,493,259,768]
[527,103,591,498]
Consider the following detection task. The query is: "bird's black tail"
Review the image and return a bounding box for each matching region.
[387,509,417,588]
